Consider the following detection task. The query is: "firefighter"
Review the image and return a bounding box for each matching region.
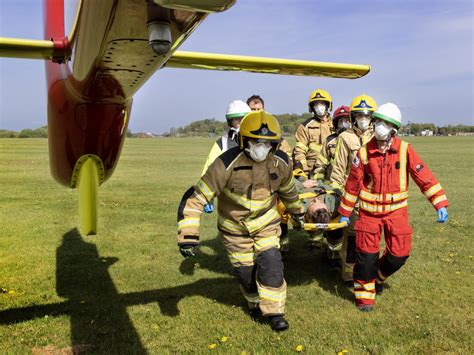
[328,94,377,287]
[201,100,251,213]
[338,103,449,312]
[312,105,351,182]
[177,110,304,331]
[308,105,351,263]
[246,94,293,252]
[293,89,334,175]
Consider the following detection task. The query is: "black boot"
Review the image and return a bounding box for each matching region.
[268,315,289,331]
[248,307,261,321]
[375,282,384,295]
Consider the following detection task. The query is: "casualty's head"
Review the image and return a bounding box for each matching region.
[305,197,331,223]
[333,105,351,132]
[239,110,282,162]
[372,103,402,142]
[308,89,333,118]
[225,100,251,129]
[246,95,265,111]
[350,94,377,132]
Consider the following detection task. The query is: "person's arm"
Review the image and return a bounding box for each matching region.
[293,124,310,172]
[328,135,350,189]
[311,139,330,180]
[178,159,228,247]
[407,143,448,211]
[278,165,304,215]
[337,150,364,217]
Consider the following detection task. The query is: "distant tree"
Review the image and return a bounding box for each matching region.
[0,129,18,138]
[16,125,48,138]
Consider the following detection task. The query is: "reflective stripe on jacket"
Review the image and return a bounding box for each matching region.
[338,136,449,217]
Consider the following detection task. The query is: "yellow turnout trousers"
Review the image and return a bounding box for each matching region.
[220,223,286,316]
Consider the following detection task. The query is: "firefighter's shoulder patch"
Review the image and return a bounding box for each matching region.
[352,155,360,168]
[274,149,289,165]
[219,146,242,169]
[416,164,424,172]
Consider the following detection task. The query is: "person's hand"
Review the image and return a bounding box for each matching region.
[339,216,350,226]
[179,244,199,258]
[437,207,448,223]
[204,202,214,214]
[303,179,317,188]
[292,213,305,230]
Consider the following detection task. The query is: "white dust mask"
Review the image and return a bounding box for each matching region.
[314,103,327,117]
[339,120,351,130]
[246,141,272,162]
[356,117,371,131]
[374,120,394,141]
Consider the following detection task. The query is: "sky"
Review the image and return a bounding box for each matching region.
[1,0,473,134]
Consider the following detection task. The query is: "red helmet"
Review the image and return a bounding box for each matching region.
[333,105,350,127]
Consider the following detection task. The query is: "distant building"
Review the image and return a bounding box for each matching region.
[455,132,474,136]
[420,130,434,136]
[135,132,155,138]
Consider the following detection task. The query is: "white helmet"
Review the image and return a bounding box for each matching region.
[372,103,402,128]
[225,100,251,124]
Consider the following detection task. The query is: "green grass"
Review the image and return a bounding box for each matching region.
[0,137,473,354]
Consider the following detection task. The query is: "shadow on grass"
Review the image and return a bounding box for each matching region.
[0,229,241,352]
[179,230,355,302]
[0,228,353,351]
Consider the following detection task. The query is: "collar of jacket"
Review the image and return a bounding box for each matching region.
[227,128,239,141]
[312,114,331,122]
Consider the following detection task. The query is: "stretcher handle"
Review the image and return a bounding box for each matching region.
[303,221,348,231]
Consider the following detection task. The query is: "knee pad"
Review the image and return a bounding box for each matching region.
[346,234,356,264]
[256,248,284,288]
[379,252,409,277]
[234,265,257,293]
[354,251,378,281]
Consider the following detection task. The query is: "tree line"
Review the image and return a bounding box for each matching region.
[1,117,473,138]
[164,114,474,137]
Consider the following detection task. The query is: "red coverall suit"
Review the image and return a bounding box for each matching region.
[338,136,448,307]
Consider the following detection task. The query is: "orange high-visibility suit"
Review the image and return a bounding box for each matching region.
[338,137,448,307]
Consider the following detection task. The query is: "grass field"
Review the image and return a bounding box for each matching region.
[0,137,473,354]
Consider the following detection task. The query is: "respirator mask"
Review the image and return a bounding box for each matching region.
[374,120,396,141]
[246,141,272,162]
[313,103,327,117]
[355,115,371,132]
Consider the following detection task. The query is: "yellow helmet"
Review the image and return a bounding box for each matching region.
[239,110,282,149]
[308,89,333,112]
[350,94,377,120]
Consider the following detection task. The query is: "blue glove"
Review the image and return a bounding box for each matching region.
[339,216,351,226]
[203,202,214,214]
[437,207,448,223]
